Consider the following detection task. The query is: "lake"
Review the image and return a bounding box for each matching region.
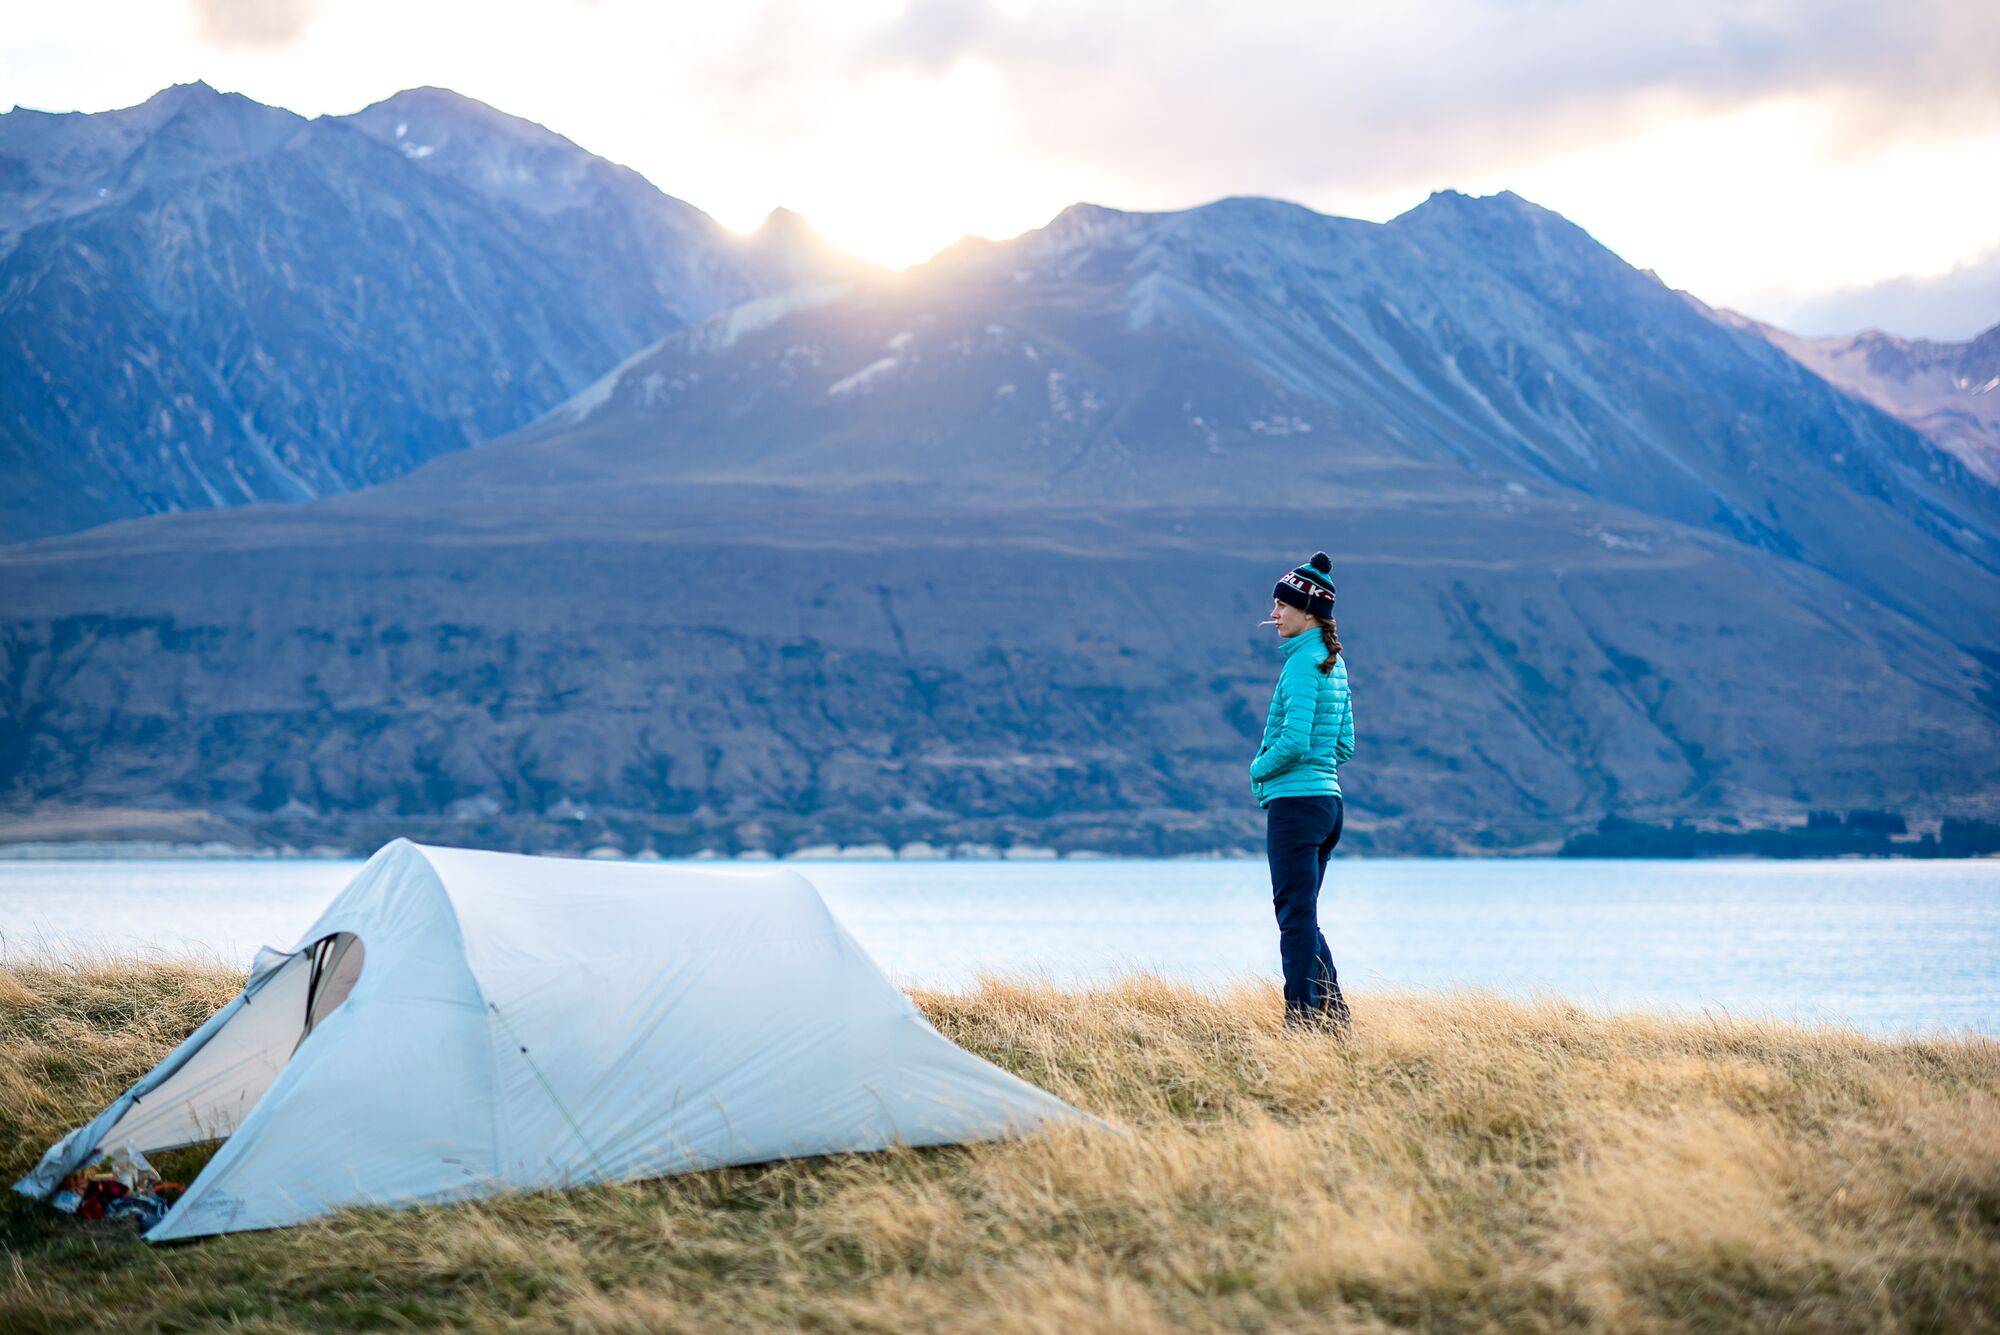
[2,856,1994,1038]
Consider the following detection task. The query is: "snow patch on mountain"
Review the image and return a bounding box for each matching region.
[559,339,666,423]
[685,283,850,355]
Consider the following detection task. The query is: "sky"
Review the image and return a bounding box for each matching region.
[4,0,1999,340]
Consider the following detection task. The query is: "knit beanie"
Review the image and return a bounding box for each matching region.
[1273,551,1336,619]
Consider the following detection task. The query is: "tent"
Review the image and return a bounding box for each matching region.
[16,839,1093,1241]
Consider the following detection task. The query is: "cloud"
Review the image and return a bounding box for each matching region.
[1752,247,2000,341]
[188,0,326,51]
[871,0,992,72]
[696,0,2000,207]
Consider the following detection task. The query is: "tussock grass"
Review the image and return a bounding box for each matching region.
[1,956,1995,1332]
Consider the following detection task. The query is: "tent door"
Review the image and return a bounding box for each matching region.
[298,932,364,1050]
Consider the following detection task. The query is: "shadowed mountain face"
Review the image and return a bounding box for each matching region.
[3,190,1998,854]
[0,82,857,542]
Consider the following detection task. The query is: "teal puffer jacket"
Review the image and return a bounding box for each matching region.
[1249,631,1354,806]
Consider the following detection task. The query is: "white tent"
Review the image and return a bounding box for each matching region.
[16,839,1093,1241]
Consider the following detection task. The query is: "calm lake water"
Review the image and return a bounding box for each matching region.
[2,857,1995,1038]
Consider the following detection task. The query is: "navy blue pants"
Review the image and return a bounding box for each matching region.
[1265,794,1348,1025]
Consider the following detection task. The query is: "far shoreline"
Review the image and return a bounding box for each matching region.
[1,842,1996,863]
[4,806,1996,862]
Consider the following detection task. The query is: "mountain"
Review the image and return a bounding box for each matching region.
[0,81,303,252]
[3,190,1997,855]
[0,82,860,542]
[487,191,2000,647]
[1716,310,2000,484]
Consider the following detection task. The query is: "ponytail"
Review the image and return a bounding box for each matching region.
[1316,617,1342,674]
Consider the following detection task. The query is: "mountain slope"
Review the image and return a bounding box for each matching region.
[3,480,1994,855]
[476,190,2000,647]
[1718,310,2000,484]
[0,82,858,542]
[3,191,1996,854]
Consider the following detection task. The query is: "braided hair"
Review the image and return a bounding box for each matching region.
[1316,613,1342,675]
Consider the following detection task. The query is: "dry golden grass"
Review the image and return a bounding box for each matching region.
[1,956,1996,1332]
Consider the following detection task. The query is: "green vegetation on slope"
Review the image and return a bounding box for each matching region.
[2,957,1996,1332]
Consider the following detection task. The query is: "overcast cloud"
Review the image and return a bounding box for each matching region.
[824,0,2000,203]
[1760,247,2000,342]
[188,0,326,50]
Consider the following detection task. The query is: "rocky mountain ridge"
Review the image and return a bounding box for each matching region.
[0,81,859,541]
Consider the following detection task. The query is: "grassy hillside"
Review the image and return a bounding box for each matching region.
[2,957,1996,1332]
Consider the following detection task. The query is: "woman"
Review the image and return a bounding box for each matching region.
[1249,551,1355,1032]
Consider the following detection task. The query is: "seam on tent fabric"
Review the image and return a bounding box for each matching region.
[418,856,513,1191]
